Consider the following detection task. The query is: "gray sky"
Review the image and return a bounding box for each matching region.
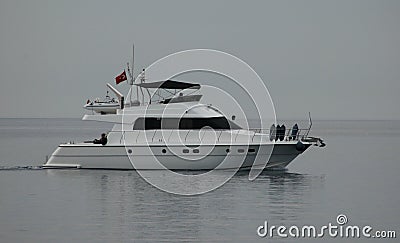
[0,0,399,119]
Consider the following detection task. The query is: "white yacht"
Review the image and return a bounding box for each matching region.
[43,78,325,170]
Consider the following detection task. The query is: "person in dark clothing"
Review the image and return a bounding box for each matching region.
[280,124,286,141]
[291,124,299,140]
[93,133,108,145]
[269,124,276,141]
[275,125,281,141]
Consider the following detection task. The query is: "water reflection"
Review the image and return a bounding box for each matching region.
[255,171,325,222]
[43,169,325,242]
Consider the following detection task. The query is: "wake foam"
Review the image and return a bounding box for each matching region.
[0,165,43,171]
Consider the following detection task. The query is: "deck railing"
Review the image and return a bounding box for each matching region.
[248,128,310,142]
[109,127,311,144]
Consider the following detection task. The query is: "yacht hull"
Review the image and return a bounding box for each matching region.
[43,143,310,170]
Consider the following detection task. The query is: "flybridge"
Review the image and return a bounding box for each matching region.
[85,79,202,114]
[130,77,203,105]
[86,44,203,113]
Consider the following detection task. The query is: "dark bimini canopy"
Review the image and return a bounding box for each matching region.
[134,80,200,90]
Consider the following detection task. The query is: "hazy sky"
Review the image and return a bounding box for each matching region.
[0,0,399,119]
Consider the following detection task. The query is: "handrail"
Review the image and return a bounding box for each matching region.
[119,131,125,143]
[251,131,257,142]
[135,130,141,143]
[217,130,223,142]
[234,130,240,142]
[107,127,312,143]
[248,128,310,141]
[184,129,191,142]
[151,130,157,142]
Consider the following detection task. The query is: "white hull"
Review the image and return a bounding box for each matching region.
[43,142,310,170]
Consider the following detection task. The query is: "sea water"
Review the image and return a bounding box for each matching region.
[0,119,399,242]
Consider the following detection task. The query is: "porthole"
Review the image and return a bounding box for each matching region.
[193,149,199,153]
[162,149,167,154]
[238,149,245,153]
[183,149,189,153]
[226,148,230,153]
[248,148,256,153]
[127,149,132,154]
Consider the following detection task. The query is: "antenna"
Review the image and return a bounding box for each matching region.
[140,68,145,104]
[126,43,135,106]
[127,43,134,86]
[305,112,312,138]
[132,43,135,81]
[132,43,139,102]
[127,62,132,82]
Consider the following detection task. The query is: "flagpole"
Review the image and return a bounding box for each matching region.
[131,43,135,85]
[127,63,132,106]
[126,43,135,106]
[132,43,139,103]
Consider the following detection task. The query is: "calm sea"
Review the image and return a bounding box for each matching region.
[0,119,399,242]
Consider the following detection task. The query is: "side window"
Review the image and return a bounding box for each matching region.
[133,117,242,130]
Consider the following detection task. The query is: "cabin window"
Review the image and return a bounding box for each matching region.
[248,148,256,153]
[238,149,245,153]
[133,117,241,130]
[193,149,199,153]
[183,149,189,153]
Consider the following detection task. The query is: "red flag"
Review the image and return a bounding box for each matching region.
[115,70,127,84]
